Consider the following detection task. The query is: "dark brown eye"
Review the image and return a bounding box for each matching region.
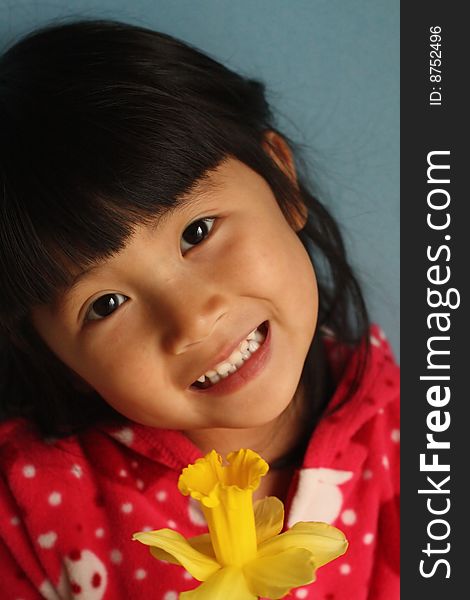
[181,218,215,253]
[86,293,128,321]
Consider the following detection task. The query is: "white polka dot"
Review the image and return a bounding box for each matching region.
[95,528,105,538]
[382,455,390,469]
[136,479,144,490]
[38,531,57,549]
[378,328,387,340]
[363,533,374,545]
[131,461,139,469]
[378,408,384,414]
[341,509,357,525]
[370,334,380,347]
[112,427,134,446]
[135,568,147,580]
[340,563,351,575]
[188,496,206,526]
[321,325,335,338]
[119,469,128,477]
[156,490,167,502]
[22,465,36,478]
[391,429,400,443]
[295,589,308,598]
[363,469,373,480]
[48,492,62,506]
[110,549,123,564]
[163,592,178,600]
[141,525,153,532]
[183,571,193,580]
[39,580,57,598]
[71,464,83,478]
[167,520,177,529]
[121,502,133,514]
[11,516,20,526]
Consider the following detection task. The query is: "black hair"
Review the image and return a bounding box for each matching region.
[0,19,370,442]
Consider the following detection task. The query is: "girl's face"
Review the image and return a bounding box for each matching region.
[31,158,318,431]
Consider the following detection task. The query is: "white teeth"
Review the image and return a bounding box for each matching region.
[241,351,251,360]
[248,341,260,353]
[216,362,232,376]
[247,329,257,340]
[240,340,249,353]
[254,330,264,343]
[206,370,217,378]
[209,373,220,384]
[197,375,206,383]
[229,350,244,367]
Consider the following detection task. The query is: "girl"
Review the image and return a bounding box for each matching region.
[0,19,399,600]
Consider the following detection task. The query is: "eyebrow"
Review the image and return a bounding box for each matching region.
[178,166,225,204]
[67,263,102,294]
[51,263,103,314]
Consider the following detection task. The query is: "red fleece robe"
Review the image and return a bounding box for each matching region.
[0,324,399,599]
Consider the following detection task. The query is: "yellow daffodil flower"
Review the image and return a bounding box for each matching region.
[133,449,348,599]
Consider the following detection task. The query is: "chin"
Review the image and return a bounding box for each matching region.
[214,387,299,430]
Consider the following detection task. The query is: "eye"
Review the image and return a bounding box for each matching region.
[180,218,215,253]
[85,293,129,322]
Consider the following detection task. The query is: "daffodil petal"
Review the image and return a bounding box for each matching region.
[187,533,216,559]
[244,547,316,599]
[225,448,269,490]
[257,521,348,567]
[148,535,214,565]
[180,566,257,600]
[253,496,284,544]
[149,546,180,565]
[133,529,220,581]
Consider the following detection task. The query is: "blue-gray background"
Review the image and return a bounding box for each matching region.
[0,0,399,358]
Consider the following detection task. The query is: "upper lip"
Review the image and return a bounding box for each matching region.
[188,322,264,386]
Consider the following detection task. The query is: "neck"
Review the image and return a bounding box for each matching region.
[184,385,309,505]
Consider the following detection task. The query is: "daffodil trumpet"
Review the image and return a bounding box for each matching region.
[133,449,348,599]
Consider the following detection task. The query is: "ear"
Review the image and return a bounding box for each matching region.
[262,130,298,184]
[262,131,308,231]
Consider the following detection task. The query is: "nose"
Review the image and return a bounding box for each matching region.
[158,283,229,355]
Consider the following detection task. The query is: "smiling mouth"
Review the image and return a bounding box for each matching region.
[190,321,269,390]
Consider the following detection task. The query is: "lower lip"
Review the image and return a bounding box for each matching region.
[190,322,272,396]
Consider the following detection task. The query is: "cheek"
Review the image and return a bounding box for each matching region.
[231,227,316,301]
[217,225,318,344]
[65,329,154,398]
[264,231,319,336]
[289,239,318,310]
[218,221,299,286]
